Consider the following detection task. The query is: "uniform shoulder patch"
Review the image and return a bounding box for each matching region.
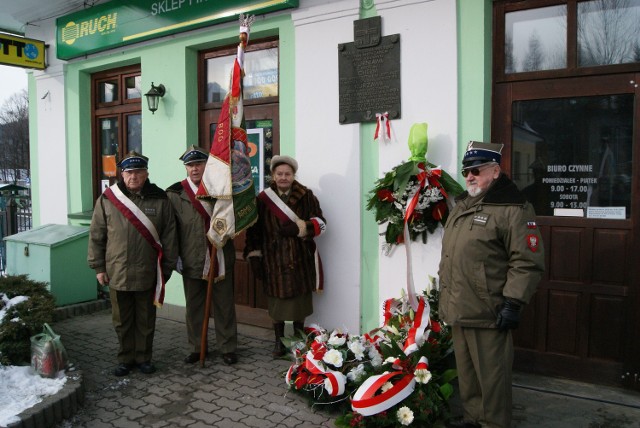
[526,234,540,252]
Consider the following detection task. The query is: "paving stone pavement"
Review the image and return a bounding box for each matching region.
[47,308,640,428]
[51,309,339,428]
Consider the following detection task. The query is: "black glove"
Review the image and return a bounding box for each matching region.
[280,222,299,237]
[496,299,522,332]
[249,257,264,281]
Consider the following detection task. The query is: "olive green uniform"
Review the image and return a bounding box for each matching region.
[439,174,545,428]
[167,181,237,355]
[88,180,178,364]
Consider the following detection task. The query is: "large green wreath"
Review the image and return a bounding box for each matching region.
[366,123,464,248]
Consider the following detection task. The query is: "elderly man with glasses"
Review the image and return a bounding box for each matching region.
[439,141,545,428]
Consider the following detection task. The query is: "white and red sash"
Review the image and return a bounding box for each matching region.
[259,188,324,291]
[104,184,166,307]
[181,179,225,281]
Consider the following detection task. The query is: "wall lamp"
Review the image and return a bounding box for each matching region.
[145,82,165,114]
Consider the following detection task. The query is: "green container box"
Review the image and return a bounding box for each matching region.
[4,224,97,306]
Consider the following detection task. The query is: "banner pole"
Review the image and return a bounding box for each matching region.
[200,246,217,367]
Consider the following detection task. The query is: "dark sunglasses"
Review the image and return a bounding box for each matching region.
[461,164,492,178]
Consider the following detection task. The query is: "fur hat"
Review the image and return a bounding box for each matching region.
[270,155,298,173]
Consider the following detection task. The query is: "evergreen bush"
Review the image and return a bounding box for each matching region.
[0,275,56,365]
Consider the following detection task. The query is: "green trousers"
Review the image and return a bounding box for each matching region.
[110,287,156,364]
[452,325,514,428]
[183,242,237,354]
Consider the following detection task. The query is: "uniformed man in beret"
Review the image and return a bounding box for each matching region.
[88,151,178,377]
[439,141,545,428]
[166,145,238,365]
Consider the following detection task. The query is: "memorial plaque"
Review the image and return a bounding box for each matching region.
[338,16,401,124]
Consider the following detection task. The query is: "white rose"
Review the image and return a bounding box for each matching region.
[368,348,383,367]
[348,340,366,360]
[347,363,365,382]
[328,334,346,347]
[322,349,343,368]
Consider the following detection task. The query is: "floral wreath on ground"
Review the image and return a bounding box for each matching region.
[366,123,463,252]
[283,278,456,428]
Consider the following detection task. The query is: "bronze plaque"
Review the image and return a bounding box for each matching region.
[338,17,401,124]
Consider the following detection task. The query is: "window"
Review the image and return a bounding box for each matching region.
[512,94,633,217]
[505,5,567,73]
[92,65,142,198]
[201,39,279,106]
[494,0,639,219]
[577,0,640,67]
[200,39,279,194]
[495,0,640,80]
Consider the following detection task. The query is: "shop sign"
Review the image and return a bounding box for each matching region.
[0,34,46,70]
[56,0,298,60]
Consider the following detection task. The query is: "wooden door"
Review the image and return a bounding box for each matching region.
[493,73,640,389]
[200,104,279,328]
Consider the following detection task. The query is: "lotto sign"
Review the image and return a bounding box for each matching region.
[0,34,46,70]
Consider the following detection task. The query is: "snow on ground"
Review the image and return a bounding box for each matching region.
[0,292,66,426]
[0,365,66,426]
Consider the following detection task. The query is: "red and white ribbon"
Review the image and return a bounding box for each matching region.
[104,184,166,307]
[415,356,429,371]
[304,352,346,396]
[351,356,432,416]
[260,188,325,291]
[351,371,415,416]
[403,164,446,311]
[383,298,404,324]
[374,112,391,144]
[403,297,431,355]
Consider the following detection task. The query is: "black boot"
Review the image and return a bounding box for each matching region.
[273,322,286,358]
[293,320,305,337]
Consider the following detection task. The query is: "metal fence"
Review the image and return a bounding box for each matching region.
[0,196,32,274]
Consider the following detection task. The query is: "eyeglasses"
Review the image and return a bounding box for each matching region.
[461,164,492,178]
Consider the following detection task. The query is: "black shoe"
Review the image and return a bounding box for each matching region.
[138,361,156,374]
[184,352,202,364]
[222,352,238,365]
[446,418,481,428]
[273,342,286,358]
[114,363,133,377]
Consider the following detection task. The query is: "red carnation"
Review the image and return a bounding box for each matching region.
[431,320,441,333]
[377,188,395,202]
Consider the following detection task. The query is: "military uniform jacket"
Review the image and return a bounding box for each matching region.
[166,181,224,280]
[87,180,178,291]
[438,173,545,328]
[244,180,326,299]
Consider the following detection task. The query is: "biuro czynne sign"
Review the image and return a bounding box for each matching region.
[0,34,46,70]
[56,0,298,60]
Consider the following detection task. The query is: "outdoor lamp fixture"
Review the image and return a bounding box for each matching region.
[145,82,165,114]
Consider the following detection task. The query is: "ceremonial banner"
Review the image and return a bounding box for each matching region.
[197,14,258,249]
